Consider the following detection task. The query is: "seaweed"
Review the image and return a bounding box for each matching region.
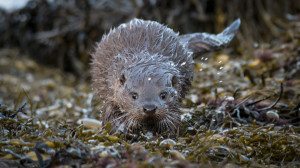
[1,35,300,167]
[0,0,300,167]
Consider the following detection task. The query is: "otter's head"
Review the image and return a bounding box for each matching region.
[114,61,181,134]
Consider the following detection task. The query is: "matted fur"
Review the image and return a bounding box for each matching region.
[91,18,193,134]
[91,18,240,134]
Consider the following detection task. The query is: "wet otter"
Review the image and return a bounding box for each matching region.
[91,18,240,134]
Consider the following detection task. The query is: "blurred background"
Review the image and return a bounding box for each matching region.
[0,0,299,76]
[0,2,300,167]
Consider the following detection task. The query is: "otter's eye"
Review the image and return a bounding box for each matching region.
[160,92,167,100]
[131,92,138,100]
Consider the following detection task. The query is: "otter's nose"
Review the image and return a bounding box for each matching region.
[143,104,157,115]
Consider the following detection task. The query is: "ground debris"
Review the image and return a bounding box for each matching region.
[1,4,300,166]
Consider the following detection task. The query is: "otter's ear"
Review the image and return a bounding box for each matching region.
[119,74,126,85]
[178,18,240,59]
[171,76,178,89]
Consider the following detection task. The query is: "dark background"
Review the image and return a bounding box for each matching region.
[0,0,299,75]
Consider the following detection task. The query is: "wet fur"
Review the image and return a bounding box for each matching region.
[91,18,240,134]
[91,19,193,134]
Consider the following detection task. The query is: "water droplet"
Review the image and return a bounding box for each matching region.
[218,61,222,64]
[148,77,151,81]
[199,69,203,71]
[181,62,186,66]
[219,80,223,83]
[201,57,204,60]
[217,72,221,75]
[219,66,223,70]
[204,58,208,61]
[253,43,259,48]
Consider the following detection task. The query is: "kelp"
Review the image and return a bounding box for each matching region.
[0,1,300,167]
[0,32,300,167]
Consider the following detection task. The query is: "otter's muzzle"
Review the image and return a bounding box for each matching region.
[143,104,157,115]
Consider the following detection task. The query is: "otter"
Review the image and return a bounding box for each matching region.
[91,18,240,134]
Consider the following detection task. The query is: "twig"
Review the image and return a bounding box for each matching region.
[244,68,256,85]
[245,96,271,107]
[9,103,27,118]
[233,87,240,99]
[243,104,260,119]
[258,83,283,111]
[261,73,265,87]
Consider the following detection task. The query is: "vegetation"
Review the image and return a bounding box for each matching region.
[0,0,299,167]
